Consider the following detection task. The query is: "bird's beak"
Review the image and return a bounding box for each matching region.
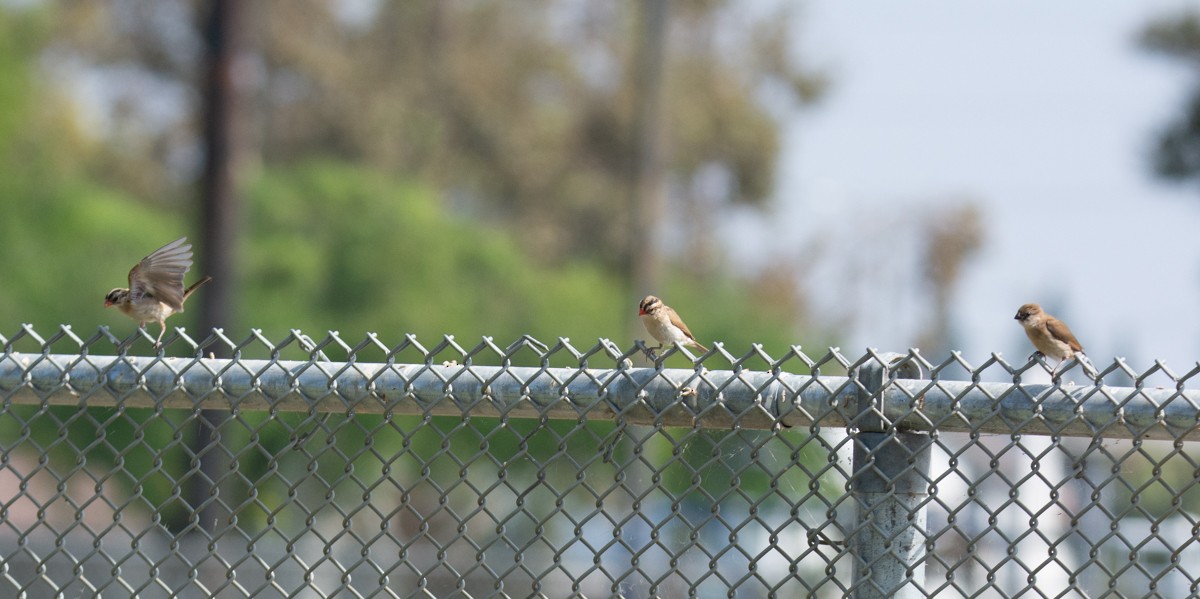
[1013,314,1020,320]
[104,301,113,308]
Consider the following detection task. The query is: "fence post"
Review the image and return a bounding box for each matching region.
[849,353,930,599]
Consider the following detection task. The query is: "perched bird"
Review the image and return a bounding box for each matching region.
[1014,303,1097,377]
[638,295,708,355]
[105,237,211,347]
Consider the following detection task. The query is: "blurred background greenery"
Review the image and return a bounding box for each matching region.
[0,1,829,350]
[0,1,841,544]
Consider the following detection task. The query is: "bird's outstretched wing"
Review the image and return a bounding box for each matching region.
[128,237,193,310]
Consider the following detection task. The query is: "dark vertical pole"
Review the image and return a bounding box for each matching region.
[626,0,669,338]
[191,0,243,535]
[621,5,668,594]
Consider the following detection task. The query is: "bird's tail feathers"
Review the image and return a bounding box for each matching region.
[183,276,213,302]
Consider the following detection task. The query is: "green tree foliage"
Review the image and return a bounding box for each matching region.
[0,8,181,330]
[1140,11,1200,182]
[241,163,623,343]
[0,3,828,532]
[2,154,822,530]
[239,161,813,356]
[47,0,825,266]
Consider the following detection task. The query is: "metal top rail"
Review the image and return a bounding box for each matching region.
[3,325,1198,441]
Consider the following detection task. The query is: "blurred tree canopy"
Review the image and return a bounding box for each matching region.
[0,1,819,351]
[0,8,187,329]
[0,1,820,525]
[0,2,830,535]
[45,0,825,267]
[1140,10,1200,183]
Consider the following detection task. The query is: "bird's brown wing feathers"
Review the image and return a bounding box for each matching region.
[666,307,702,344]
[128,237,193,311]
[664,308,694,339]
[1045,318,1084,353]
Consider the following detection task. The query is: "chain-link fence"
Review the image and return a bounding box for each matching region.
[1,325,1198,598]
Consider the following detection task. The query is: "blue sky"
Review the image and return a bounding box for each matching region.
[724,1,1200,377]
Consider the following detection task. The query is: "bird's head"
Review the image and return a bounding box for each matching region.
[1014,303,1042,324]
[638,295,661,316]
[104,288,127,308]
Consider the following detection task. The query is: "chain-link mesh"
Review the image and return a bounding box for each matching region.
[1,325,1197,598]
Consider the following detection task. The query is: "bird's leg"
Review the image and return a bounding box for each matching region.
[154,321,167,349]
[642,342,662,361]
[1056,355,1084,379]
[1049,360,1078,387]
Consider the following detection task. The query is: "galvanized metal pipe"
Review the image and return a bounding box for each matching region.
[1,352,1197,440]
[0,352,856,429]
[849,354,931,599]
